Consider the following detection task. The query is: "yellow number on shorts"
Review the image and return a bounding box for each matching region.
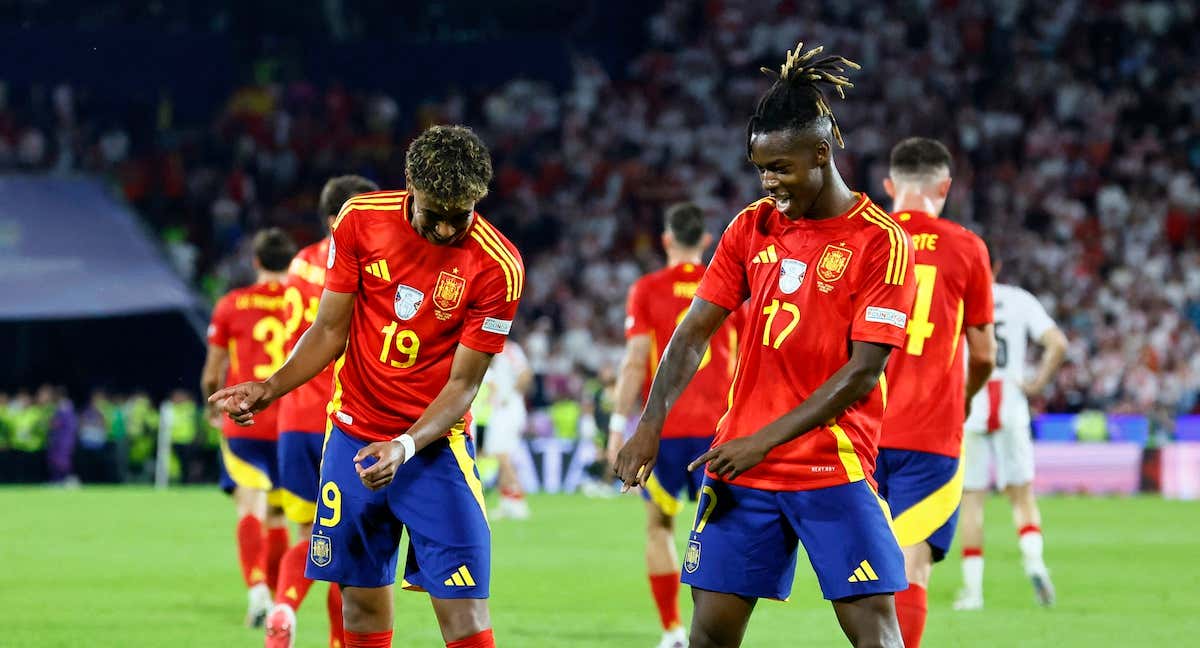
[318,481,341,528]
[693,485,718,533]
[905,264,938,356]
[251,316,287,379]
[379,321,421,368]
[761,298,800,349]
[677,308,712,371]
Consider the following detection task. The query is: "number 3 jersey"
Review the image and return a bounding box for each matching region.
[207,281,289,440]
[325,190,524,443]
[880,210,993,457]
[695,195,916,491]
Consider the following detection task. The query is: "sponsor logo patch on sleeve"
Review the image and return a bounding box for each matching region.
[481,317,512,335]
[865,306,908,329]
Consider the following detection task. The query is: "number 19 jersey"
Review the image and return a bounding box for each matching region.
[207,281,289,440]
[695,195,916,491]
[325,190,524,443]
[880,210,993,457]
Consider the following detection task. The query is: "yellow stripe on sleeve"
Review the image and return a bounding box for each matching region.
[474,219,524,298]
[862,207,911,285]
[869,205,911,284]
[470,232,515,302]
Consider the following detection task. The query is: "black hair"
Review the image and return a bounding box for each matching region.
[319,175,380,220]
[252,227,297,272]
[747,42,860,155]
[890,137,952,176]
[664,202,706,247]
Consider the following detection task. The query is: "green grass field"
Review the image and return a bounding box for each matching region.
[1,487,1195,647]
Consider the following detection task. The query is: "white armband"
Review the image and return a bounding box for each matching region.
[392,433,416,463]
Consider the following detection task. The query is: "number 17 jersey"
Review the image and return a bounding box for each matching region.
[324,190,525,443]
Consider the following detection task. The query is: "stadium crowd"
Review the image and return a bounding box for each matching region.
[2,0,1198,420]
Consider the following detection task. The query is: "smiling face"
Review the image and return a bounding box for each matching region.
[409,188,475,245]
[748,129,830,219]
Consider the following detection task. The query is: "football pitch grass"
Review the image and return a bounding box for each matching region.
[1,488,1195,647]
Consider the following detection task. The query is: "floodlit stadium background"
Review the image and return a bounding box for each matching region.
[0,1,1197,646]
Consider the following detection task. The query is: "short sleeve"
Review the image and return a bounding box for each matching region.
[1022,289,1057,340]
[206,295,233,347]
[324,208,361,293]
[851,229,918,348]
[696,216,750,311]
[624,278,653,339]
[461,255,525,355]
[963,235,995,327]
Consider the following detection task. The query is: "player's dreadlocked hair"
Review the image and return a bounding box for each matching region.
[747,42,861,155]
[406,125,493,206]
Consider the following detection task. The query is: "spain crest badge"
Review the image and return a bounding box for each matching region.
[816,244,853,283]
[433,271,467,311]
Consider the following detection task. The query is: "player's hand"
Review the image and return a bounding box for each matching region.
[614,422,661,492]
[1020,381,1040,398]
[354,441,408,491]
[688,436,770,481]
[208,381,271,426]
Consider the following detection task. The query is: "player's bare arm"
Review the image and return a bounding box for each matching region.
[690,340,893,480]
[606,333,651,465]
[963,323,997,418]
[209,289,354,424]
[354,343,494,491]
[200,343,230,421]
[1021,326,1067,397]
[614,297,729,490]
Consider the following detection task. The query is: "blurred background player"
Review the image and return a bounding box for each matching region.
[211,125,523,648]
[606,202,740,648]
[876,138,996,648]
[267,174,378,648]
[956,249,1068,611]
[616,43,914,648]
[202,228,298,628]
[475,339,533,520]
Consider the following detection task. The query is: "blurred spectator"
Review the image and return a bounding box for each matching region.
[46,387,78,484]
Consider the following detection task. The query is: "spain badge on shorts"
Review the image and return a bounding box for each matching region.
[684,540,702,574]
[310,533,333,567]
[434,271,466,312]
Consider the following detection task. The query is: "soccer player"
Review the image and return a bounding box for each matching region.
[876,137,996,648]
[267,174,379,648]
[202,228,298,627]
[474,339,533,520]
[615,43,915,648]
[211,125,522,648]
[955,252,1067,610]
[607,202,740,648]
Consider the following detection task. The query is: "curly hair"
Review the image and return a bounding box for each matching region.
[405,125,493,205]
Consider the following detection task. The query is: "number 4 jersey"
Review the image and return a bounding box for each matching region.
[207,280,289,440]
[695,195,916,491]
[324,190,524,443]
[880,210,993,458]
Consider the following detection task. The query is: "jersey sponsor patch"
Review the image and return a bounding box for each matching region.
[481,317,512,335]
[394,285,425,321]
[865,306,907,329]
[326,238,336,269]
[334,411,353,426]
[779,259,807,294]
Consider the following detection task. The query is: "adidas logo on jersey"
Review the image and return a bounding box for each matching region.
[847,560,879,583]
[364,259,391,281]
[751,244,779,264]
[443,565,476,587]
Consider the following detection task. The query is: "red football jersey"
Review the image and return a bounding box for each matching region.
[695,195,916,491]
[625,262,740,439]
[325,190,524,443]
[207,281,288,440]
[880,210,994,457]
[276,238,334,434]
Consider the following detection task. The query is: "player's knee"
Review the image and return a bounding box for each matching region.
[340,588,389,631]
[688,622,731,648]
[436,601,490,641]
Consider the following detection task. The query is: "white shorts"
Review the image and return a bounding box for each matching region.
[482,405,526,456]
[963,408,1035,491]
